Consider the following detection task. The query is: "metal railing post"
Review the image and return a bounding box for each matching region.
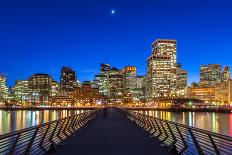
[23,127,39,155]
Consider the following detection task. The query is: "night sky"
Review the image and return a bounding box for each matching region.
[0,0,232,86]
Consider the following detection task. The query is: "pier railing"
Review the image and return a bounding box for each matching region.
[0,110,97,155]
[125,110,232,155]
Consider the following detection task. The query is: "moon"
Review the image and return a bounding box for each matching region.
[111,9,115,15]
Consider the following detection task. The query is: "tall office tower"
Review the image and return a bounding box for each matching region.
[134,75,145,101]
[51,80,59,96]
[176,63,187,97]
[109,67,123,104]
[94,63,110,96]
[60,67,76,94]
[199,64,221,87]
[0,74,8,100]
[146,39,177,100]
[122,66,137,103]
[12,80,29,103]
[221,66,230,82]
[28,74,52,105]
[122,66,137,91]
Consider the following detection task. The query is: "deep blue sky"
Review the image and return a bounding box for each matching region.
[0,0,232,86]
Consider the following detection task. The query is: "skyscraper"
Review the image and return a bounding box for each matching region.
[199,64,221,87]
[60,67,76,94]
[146,39,177,100]
[176,63,187,97]
[0,74,8,100]
[221,66,230,82]
[28,74,52,105]
[122,66,137,103]
[94,63,110,96]
[109,67,123,104]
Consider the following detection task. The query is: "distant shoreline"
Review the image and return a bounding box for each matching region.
[0,106,231,113]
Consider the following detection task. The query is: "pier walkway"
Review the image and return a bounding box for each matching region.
[50,108,172,155]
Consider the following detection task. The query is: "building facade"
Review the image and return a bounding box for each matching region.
[176,63,187,97]
[60,67,76,94]
[187,86,215,102]
[215,79,232,104]
[146,39,177,100]
[109,67,123,104]
[28,74,52,105]
[94,63,110,96]
[0,74,8,100]
[199,64,221,87]
[221,66,230,82]
[12,80,29,103]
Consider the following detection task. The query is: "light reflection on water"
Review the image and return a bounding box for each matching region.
[137,110,232,137]
[0,110,84,134]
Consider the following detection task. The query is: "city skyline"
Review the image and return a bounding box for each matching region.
[1,0,232,86]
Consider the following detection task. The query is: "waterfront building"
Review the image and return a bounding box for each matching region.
[199,64,221,87]
[221,66,230,82]
[60,67,77,94]
[0,74,8,100]
[94,63,110,96]
[187,85,215,102]
[109,67,123,104]
[176,63,187,97]
[51,80,59,96]
[73,81,103,105]
[50,94,75,106]
[12,80,29,103]
[28,74,52,105]
[215,79,232,105]
[146,39,177,100]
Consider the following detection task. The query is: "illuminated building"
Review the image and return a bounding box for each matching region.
[133,75,145,102]
[122,66,137,102]
[215,79,232,104]
[73,81,102,105]
[28,74,52,105]
[109,67,123,104]
[0,74,8,100]
[146,39,177,100]
[94,63,110,96]
[199,64,221,87]
[187,86,215,102]
[176,63,187,97]
[60,67,77,94]
[51,80,59,96]
[12,80,29,103]
[221,66,230,82]
[50,94,75,106]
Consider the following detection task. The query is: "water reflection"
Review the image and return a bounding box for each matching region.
[0,110,85,134]
[137,110,232,136]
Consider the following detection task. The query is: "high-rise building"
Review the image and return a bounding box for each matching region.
[133,75,145,102]
[0,74,8,100]
[94,63,110,96]
[146,39,177,100]
[122,66,137,103]
[12,80,29,103]
[221,66,230,82]
[51,80,59,96]
[109,67,123,104]
[28,74,52,105]
[100,63,110,73]
[60,67,76,94]
[176,63,187,97]
[199,64,221,87]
